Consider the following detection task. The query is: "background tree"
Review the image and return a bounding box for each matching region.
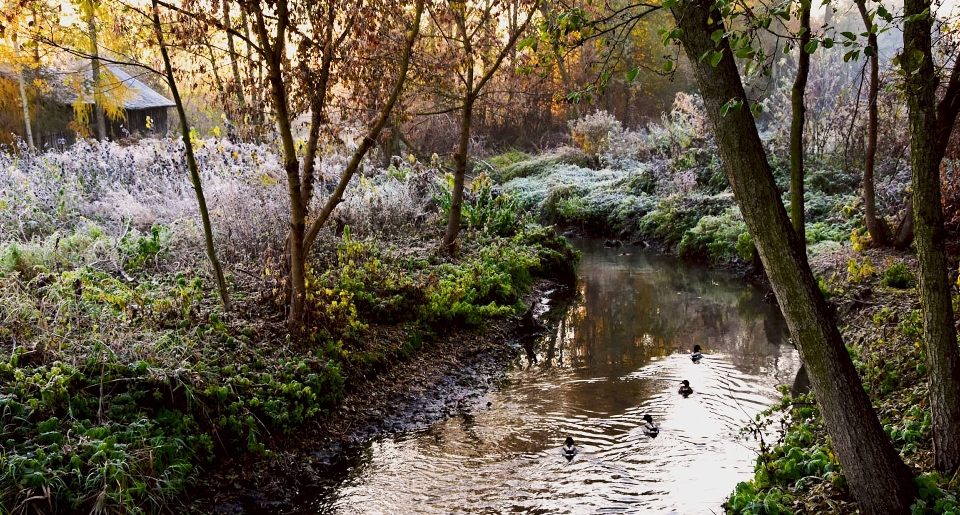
[669,0,917,512]
[418,0,540,254]
[80,0,107,140]
[239,0,423,334]
[789,0,811,242]
[856,0,891,246]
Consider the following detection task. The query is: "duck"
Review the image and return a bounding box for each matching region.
[641,414,660,437]
[562,436,578,460]
[691,344,703,363]
[678,380,693,397]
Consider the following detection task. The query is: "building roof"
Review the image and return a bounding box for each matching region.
[103,65,175,109]
[60,63,175,110]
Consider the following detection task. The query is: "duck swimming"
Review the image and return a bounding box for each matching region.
[691,344,703,363]
[562,437,578,460]
[641,414,660,437]
[678,380,693,397]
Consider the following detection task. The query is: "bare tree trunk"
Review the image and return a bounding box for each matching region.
[856,0,890,246]
[151,0,231,312]
[903,0,960,474]
[223,0,246,110]
[248,0,308,335]
[15,39,34,149]
[442,93,475,255]
[303,0,424,252]
[789,0,810,243]
[86,3,107,141]
[439,0,540,254]
[670,1,917,512]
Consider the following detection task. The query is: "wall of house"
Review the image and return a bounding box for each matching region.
[109,107,171,139]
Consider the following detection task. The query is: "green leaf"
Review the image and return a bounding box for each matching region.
[864,45,875,57]
[710,50,724,67]
[699,50,712,62]
[841,31,856,40]
[711,29,724,43]
[751,103,763,117]
[804,40,819,54]
[735,45,755,59]
[905,8,930,23]
[662,0,678,7]
[877,5,893,22]
[626,67,640,82]
[517,36,537,52]
[662,60,674,72]
[844,49,860,62]
[823,37,834,49]
[720,99,741,116]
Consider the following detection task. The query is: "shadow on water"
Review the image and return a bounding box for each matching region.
[295,239,800,514]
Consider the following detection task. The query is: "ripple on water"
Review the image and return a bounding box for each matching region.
[315,351,790,515]
[302,245,797,514]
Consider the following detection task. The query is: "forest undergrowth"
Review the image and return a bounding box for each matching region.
[0,137,576,514]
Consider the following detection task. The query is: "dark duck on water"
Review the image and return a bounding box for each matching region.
[641,414,659,437]
[678,380,693,397]
[562,437,578,460]
[691,344,702,363]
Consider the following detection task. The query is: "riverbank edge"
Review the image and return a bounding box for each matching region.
[723,245,954,514]
[183,278,572,514]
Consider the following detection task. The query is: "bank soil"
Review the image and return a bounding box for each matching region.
[184,280,569,514]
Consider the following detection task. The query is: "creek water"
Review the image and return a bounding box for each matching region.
[302,239,800,514]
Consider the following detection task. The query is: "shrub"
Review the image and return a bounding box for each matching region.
[882,262,914,289]
[568,110,623,166]
[677,208,750,264]
[639,193,735,245]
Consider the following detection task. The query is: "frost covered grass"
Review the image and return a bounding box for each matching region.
[498,94,897,266]
[0,137,577,514]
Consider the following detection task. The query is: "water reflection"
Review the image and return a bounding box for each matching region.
[308,239,800,514]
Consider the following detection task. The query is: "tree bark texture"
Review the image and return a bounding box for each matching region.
[891,44,960,251]
[670,1,917,512]
[902,0,960,474]
[152,0,231,312]
[789,0,810,243]
[856,0,890,246]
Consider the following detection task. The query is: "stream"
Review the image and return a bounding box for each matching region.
[299,239,800,514]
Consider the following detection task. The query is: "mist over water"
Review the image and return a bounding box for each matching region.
[304,239,800,514]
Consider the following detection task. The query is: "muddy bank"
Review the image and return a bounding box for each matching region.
[185,280,571,514]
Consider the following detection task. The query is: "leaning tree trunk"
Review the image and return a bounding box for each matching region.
[789,0,810,243]
[670,1,917,512]
[856,0,890,246]
[151,0,231,312]
[902,0,960,474]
